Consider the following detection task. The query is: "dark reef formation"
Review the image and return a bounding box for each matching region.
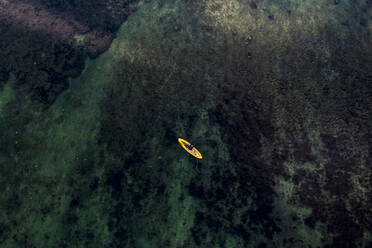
[0,0,135,104]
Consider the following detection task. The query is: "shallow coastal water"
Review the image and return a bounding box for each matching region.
[0,0,371,247]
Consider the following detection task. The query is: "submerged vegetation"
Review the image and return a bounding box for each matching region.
[0,0,371,247]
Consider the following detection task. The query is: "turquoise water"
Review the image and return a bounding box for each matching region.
[0,0,371,247]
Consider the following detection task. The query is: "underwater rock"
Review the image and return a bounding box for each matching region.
[0,0,133,104]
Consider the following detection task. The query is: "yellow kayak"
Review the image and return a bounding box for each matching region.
[178,138,202,159]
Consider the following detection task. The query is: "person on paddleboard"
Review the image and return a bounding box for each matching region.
[185,143,194,151]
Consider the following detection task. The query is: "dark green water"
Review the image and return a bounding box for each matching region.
[0,0,371,247]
